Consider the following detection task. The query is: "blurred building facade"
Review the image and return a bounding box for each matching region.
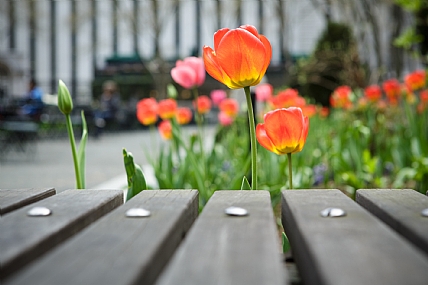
[0,0,419,103]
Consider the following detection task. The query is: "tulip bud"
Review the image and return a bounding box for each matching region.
[58,80,73,115]
[167,83,178,99]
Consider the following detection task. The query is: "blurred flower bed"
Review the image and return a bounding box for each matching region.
[137,68,428,207]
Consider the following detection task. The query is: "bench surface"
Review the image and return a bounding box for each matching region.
[0,189,123,279]
[0,187,56,215]
[157,190,287,285]
[356,189,428,257]
[5,190,199,285]
[282,189,428,285]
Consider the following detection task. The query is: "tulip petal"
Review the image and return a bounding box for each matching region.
[216,29,268,88]
[256,124,279,154]
[203,46,229,86]
[214,28,230,51]
[171,66,197,89]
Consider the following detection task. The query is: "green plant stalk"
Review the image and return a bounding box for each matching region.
[65,114,83,189]
[244,86,257,190]
[288,153,293,189]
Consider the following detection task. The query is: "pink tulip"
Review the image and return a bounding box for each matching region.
[210,89,227,105]
[255,83,273,102]
[171,57,206,89]
[218,112,234,126]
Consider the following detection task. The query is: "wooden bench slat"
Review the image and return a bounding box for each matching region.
[156,190,288,285]
[356,189,428,257]
[0,188,56,215]
[5,190,198,285]
[0,189,123,279]
[282,189,428,285]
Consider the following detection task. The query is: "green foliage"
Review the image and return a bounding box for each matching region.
[282,232,291,254]
[123,148,147,201]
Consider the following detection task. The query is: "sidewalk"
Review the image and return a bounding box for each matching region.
[0,130,151,192]
[0,126,216,193]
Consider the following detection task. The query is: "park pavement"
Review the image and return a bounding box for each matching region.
[0,126,215,193]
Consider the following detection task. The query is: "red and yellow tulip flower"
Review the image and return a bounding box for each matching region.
[364,85,382,103]
[158,120,172,140]
[158,99,177,120]
[219,98,239,117]
[256,107,309,155]
[176,107,193,125]
[195,95,212,114]
[203,25,272,89]
[136,98,158,126]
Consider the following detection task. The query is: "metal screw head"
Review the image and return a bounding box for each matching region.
[27,207,52,217]
[421,208,428,217]
[126,208,151,218]
[225,206,248,217]
[320,207,347,218]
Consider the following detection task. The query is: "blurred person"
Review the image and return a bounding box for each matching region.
[18,78,44,120]
[94,80,121,137]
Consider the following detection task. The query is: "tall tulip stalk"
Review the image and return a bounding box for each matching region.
[203,25,272,190]
[57,80,88,189]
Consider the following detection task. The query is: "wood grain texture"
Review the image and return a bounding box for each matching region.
[356,189,428,257]
[5,190,198,285]
[0,189,123,279]
[156,190,287,285]
[0,188,56,215]
[282,189,428,285]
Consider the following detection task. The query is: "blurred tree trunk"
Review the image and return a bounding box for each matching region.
[390,4,405,78]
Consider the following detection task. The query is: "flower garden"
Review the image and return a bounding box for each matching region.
[131,27,428,209]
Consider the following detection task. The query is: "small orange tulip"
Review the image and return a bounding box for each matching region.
[405,70,426,91]
[364,85,382,103]
[203,25,272,89]
[158,99,177,120]
[256,107,309,155]
[158,120,172,140]
[219,98,239,117]
[195,95,212,114]
[136,98,158,126]
[176,107,193,125]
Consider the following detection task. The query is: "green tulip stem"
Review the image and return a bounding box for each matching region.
[287,153,293,189]
[65,114,83,189]
[244,86,257,190]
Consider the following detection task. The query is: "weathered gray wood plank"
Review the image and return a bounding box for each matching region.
[356,189,428,257]
[0,188,56,215]
[0,189,123,279]
[5,190,198,285]
[282,189,428,285]
[156,190,287,285]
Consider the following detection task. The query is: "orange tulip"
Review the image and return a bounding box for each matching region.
[330,86,352,109]
[158,120,172,140]
[136,98,158,126]
[203,25,272,89]
[195,95,212,114]
[256,107,309,155]
[405,70,426,91]
[219,98,239,117]
[176,107,193,125]
[158,99,177,120]
[364,85,382,103]
[382,79,401,103]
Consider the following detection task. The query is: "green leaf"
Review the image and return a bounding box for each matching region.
[77,110,88,188]
[123,148,147,202]
[282,232,291,254]
[240,176,252,190]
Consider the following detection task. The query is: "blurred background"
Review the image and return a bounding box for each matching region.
[0,0,426,123]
